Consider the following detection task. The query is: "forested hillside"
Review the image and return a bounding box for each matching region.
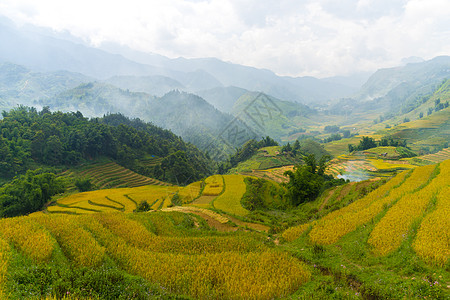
[0,106,213,183]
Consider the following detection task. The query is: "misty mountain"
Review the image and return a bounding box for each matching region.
[0,17,368,105]
[102,44,361,104]
[356,56,450,102]
[38,83,255,157]
[0,62,91,110]
[196,86,248,113]
[0,19,160,79]
[231,92,315,139]
[328,56,450,119]
[104,75,185,97]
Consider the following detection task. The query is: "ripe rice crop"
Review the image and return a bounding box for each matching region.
[103,194,136,212]
[76,214,310,299]
[419,148,450,163]
[32,214,105,267]
[92,213,155,249]
[309,164,435,244]
[150,198,163,210]
[51,185,179,214]
[126,185,179,206]
[282,223,312,242]
[142,235,265,255]
[368,162,447,255]
[0,237,9,299]
[213,175,248,216]
[202,175,224,196]
[0,211,311,299]
[413,161,450,266]
[368,158,415,170]
[161,197,172,209]
[178,181,202,203]
[47,205,100,214]
[0,217,54,262]
[164,206,229,224]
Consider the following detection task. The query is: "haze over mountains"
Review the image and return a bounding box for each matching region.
[1,16,450,157]
[1,17,361,104]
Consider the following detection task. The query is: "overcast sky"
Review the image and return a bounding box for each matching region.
[1,0,449,77]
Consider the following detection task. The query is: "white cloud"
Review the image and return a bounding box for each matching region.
[0,0,449,77]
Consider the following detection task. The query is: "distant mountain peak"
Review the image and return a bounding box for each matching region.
[400,56,425,65]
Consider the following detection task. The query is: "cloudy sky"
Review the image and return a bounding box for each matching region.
[1,0,449,77]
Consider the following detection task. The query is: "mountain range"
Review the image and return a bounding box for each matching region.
[1,16,450,158]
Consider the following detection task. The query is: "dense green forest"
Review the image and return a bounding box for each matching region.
[0,106,214,184]
[0,170,64,217]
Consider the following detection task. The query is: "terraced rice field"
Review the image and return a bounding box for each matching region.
[178,181,202,203]
[139,156,163,167]
[202,175,224,196]
[325,152,415,181]
[283,159,450,266]
[48,185,179,214]
[0,212,310,299]
[162,206,229,224]
[418,147,450,163]
[76,162,170,189]
[213,175,249,216]
[326,159,375,179]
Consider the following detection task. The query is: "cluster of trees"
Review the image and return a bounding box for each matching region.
[321,125,352,143]
[323,125,340,133]
[0,107,213,184]
[283,154,347,206]
[281,139,301,156]
[426,99,449,116]
[282,138,331,160]
[0,170,65,217]
[240,154,347,209]
[348,136,407,152]
[241,177,286,211]
[218,137,278,174]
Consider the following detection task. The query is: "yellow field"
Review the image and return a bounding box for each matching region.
[413,162,450,266]
[309,164,434,244]
[0,212,311,299]
[79,213,309,299]
[32,214,105,267]
[163,206,229,224]
[76,161,170,189]
[178,181,202,203]
[0,217,54,262]
[50,185,180,214]
[418,147,450,163]
[202,175,224,196]
[282,223,313,242]
[0,237,9,299]
[280,160,450,268]
[126,185,179,207]
[368,161,448,255]
[368,158,415,170]
[213,175,249,216]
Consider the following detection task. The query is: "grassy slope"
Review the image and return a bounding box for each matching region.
[228,146,300,174]
[382,107,450,152]
[324,79,450,157]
